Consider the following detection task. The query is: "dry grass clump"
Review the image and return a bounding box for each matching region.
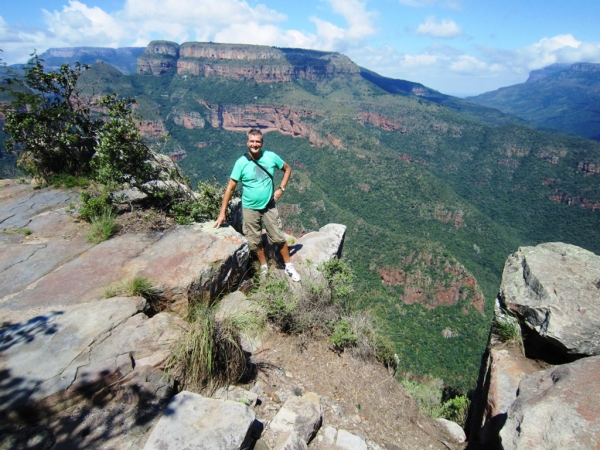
[104,276,164,311]
[166,304,263,391]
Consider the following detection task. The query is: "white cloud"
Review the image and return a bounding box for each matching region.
[397,0,462,10]
[416,16,461,38]
[1,0,379,63]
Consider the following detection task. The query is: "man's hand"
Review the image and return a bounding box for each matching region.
[274,189,283,202]
[214,178,238,228]
[214,212,227,228]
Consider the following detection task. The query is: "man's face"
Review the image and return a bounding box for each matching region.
[247,134,263,156]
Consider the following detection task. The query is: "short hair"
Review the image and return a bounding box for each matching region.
[248,128,263,138]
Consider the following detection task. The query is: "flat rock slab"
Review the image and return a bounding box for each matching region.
[143,391,257,450]
[2,223,248,316]
[0,180,79,230]
[500,356,600,450]
[500,242,600,356]
[0,297,185,417]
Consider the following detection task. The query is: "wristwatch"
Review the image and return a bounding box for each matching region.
[279,186,286,192]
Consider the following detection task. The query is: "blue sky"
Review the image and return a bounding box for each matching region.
[1,0,599,96]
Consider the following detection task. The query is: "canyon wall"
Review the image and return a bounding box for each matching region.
[138,41,360,82]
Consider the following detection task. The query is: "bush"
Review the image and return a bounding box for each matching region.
[78,190,115,222]
[170,178,228,225]
[492,309,523,349]
[104,276,164,311]
[330,318,358,351]
[91,94,153,191]
[401,377,470,427]
[1,56,165,196]
[1,54,99,182]
[319,258,355,307]
[259,279,298,332]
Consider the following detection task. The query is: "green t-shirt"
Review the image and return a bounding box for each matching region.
[230,150,284,210]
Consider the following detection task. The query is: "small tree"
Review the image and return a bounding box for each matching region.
[92,94,152,190]
[1,54,99,182]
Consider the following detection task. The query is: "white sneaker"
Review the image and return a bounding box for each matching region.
[285,263,301,282]
[260,264,268,279]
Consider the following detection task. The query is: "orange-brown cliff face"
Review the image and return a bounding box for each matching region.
[378,252,485,313]
[138,41,360,82]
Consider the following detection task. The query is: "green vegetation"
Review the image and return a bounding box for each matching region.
[170,178,230,225]
[104,276,163,310]
[1,55,100,182]
[401,378,470,426]
[86,209,118,244]
[49,174,90,189]
[1,228,32,236]
[492,309,523,349]
[3,52,599,394]
[256,258,395,366]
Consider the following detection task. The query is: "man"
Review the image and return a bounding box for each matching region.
[214,129,301,282]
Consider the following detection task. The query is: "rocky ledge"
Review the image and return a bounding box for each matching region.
[0,179,459,449]
[467,242,600,449]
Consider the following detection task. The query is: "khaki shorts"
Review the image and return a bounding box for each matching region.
[242,204,286,251]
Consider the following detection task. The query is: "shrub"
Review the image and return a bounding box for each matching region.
[91,94,153,191]
[1,54,99,182]
[170,178,228,225]
[401,377,470,427]
[258,279,298,332]
[318,258,355,308]
[330,318,358,351]
[78,190,115,222]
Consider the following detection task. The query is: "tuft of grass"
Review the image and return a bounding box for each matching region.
[492,309,523,349]
[50,174,90,189]
[165,305,251,390]
[104,276,162,309]
[87,209,118,243]
[1,228,32,236]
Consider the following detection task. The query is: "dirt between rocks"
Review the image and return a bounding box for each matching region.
[243,332,465,450]
[114,208,177,235]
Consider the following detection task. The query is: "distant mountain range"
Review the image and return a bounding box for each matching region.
[468,63,600,141]
[13,47,145,75]
[2,42,599,391]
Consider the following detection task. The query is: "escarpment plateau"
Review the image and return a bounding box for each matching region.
[137,40,360,81]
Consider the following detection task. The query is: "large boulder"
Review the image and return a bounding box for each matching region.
[143,391,259,450]
[499,242,600,357]
[469,242,600,448]
[266,392,323,446]
[500,356,600,450]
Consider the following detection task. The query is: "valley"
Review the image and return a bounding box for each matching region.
[2,41,599,392]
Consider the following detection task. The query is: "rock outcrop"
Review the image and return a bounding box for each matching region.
[138,41,360,82]
[468,242,600,449]
[3,180,457,450]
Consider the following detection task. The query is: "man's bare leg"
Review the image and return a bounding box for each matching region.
[279,242,291,264]
[256,246,268,266]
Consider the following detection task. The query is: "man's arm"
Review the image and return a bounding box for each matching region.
[214,178,238,228]
[274,162,292,201]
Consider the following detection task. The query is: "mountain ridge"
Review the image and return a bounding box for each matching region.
[467,62,600,140]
